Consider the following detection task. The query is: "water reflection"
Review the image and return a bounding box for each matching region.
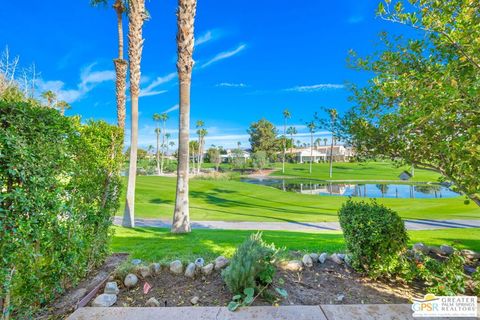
[240,178,460,199]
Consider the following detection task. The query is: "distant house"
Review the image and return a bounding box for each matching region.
[220,149,251,163]
[285,145,355,163]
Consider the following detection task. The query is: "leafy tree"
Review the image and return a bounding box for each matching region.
[207,146,222,171]
[252,151,268,171]
[123,0,147,227]
[345,0,480,205]
[231,148,246,170]
[247,119,278,157]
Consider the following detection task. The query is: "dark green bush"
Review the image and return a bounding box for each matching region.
[0,100,123,317]
[222,233,278,295]
[338,199,408,278]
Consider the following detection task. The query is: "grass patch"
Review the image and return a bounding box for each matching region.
[272,161,441,182]
[110,226,480,263]
[120,176,480,222]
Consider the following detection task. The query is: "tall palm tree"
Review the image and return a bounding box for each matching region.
[195,120,206,173]
[282,109,291,174]
[55,100,71,115]
[323,138,328,146]
[123,0,147,228]
[153,113,161,175]
[172,0,196,233]
[286,126,297,155]
[327,108,338,178]
[306,121,316,174]
[41,90,56,107]
[159,113,169,174]
[314,138,322,151]
[90,0,128,132]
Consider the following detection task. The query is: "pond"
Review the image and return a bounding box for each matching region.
[240,178,460,199]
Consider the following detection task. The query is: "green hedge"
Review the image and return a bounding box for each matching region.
[0,100,123,317]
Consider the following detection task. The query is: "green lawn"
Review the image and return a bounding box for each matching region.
[122,176,480,221]
[271,161,441,182]
[111,226,480,263]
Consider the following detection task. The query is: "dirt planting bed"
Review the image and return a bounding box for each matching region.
[100,260,427,308]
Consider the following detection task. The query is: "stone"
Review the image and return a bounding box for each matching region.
[214,256,229,270]
[337,253,346,260]
[150,263,161,275]
[185,262,196,278]
[92,293,117,307]
[170,260,183,275]
[461,249,480,260]
[201,263,214,275]
[319,253,328,264]
[104,281,119,294]
[330,253,344,265]
[145,297,160,307]
[464,265,476,275]
[413,243,429,254]
[285,260,303,272]
[344,254,352,267]
[429,246,443,255]
[336,294,345,302]
[124,274,138,288]
[440,245,455,255]
[309,253,319,261]
[138,266,151,278]
[302,254,313,268]
[131,259,142,266]
[194,258,205,269]
[190,296,200,305]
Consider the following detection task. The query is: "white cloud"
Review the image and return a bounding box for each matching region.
[200,44,246,68]
[216,82,247,88]
[163,104,179,114]
[196,31,213,46]
[285,84,344,92]
[140,71,177,97]
[37,64,115,103]
[139,90,168,97]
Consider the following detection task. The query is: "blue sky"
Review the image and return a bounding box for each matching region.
[1,1,411,149]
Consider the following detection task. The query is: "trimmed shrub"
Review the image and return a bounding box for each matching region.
[222,233,278,295]
[0,100,123,317]
[338,199,408,278]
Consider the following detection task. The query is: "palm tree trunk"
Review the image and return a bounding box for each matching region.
[173,83,192,233]
[156,128,160,175]
[329,135,334,178]
[309,132,313,174]
[123,0,146,228]
[113,0,127,132]
[282,120,286,174]
[172,0,196,233]
[160,120,166,174]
